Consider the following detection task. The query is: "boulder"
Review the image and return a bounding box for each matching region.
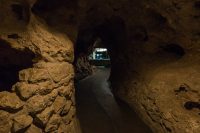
[45,114,61,133]
[12,114,33,132]
[0,92,24,112]
[14,82,39,100]
[52,96,66,114]
[37,81,56,95]
[35,106,54,126]
[25,90,58,114]
[0,110,12,133]
[19,68,51,83]
[46,62,74,83]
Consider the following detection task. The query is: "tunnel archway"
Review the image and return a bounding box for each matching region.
[1,0,199,133]
[74,16,152,133]
[74,16,128,87]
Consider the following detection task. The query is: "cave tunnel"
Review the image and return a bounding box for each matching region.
[74,17,152,133]
[0,0,200,133]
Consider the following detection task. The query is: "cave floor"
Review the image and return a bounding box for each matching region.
[75,67,152,133]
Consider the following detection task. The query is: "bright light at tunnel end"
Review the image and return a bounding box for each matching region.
[96,48,107,52]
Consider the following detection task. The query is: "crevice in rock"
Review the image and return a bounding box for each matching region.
[163,123,172,133]
[32,117,46,130]
[160,44,185,58]
[1,106,23,114]
[0,39,35,92]
[7,34,21,39]
[184,101,200,110]
[175,84,189,93]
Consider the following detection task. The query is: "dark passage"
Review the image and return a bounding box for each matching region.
[76,68,152,133]
[0,40,35,91]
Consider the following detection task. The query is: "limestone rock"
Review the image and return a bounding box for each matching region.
[46,62,74,83]
[35,106,54,126]
[75,55,93,80]
[25,95,48,114]
[0,1,75,132]
[61,100,72,116]
[19,68,51,83]
[58,84,73,98]
[14,82,39,100]
[25,124,42,133]
[0,92,24,112]
[45,114,61,133]
[52,96,66,114]
[62,106,75,125]
[58,119,76,133]
[58,121,68,133]
[57,73,74,87]
[12,114,33,132]
[58,121,72,133]
[71,93,75,106]
[37,81,56,95]
[25,90,58,114]
[33,62,74,84]
[0,110,12,133]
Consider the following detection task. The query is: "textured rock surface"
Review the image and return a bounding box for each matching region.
[73,1,200,132]
[25,124,43,133]
[75,55,93,80]
[1,0,200,133]
[0,0,76,132]
[12,114,33,132]
[14,82,40,100]
[45,114,61,132]
[35,106,54,127]
[0,110,12,133]
[0,92,24,112]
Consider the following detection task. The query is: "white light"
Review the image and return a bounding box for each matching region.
[96,48,107,52]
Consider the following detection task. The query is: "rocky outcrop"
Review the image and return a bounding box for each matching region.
[0,0,76,132]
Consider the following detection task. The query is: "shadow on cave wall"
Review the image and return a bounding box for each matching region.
[32,0,78,13]
[0,39,35,92]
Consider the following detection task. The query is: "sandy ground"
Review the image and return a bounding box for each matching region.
[75,68,152,133]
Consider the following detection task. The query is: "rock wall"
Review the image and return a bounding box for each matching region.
[74,55,93,81]
[0,0,77,132]
[1,0,200,133]
[73,0,200,132]
[101,1,200,133]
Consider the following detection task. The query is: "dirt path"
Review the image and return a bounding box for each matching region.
[75,68,152,133]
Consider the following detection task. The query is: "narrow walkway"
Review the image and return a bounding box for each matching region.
[75,68,152,133]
